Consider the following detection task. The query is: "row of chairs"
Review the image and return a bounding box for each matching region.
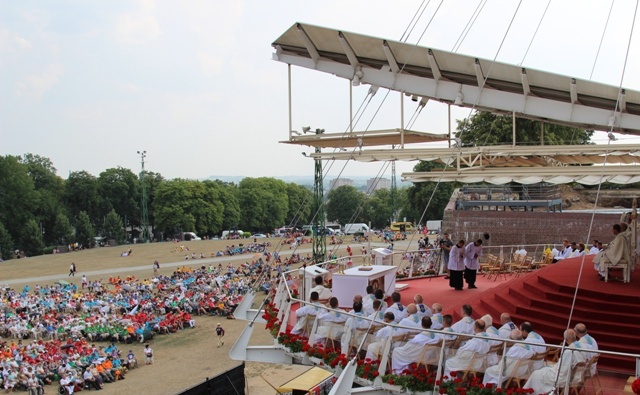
[480,254,552,281]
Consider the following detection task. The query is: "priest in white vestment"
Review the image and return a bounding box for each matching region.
[594,224,630,277]
[483,329,534,386]
[292,292,325,335]
[443,319,490,378]
[391,317,444,372]
[524,329,588,395]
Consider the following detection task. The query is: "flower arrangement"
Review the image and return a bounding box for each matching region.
[290,288,299,299]
[302,343,349,369]
[262,303,281,338]
[437,374,535,395]
[277,331,306,353]
[382,364,435,392]
[355,358,381,381]
[632,377,640,395]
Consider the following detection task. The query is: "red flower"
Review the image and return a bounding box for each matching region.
[373,371,379,377]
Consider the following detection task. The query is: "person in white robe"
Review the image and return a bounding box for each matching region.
[413,294,432,318]
[498,313,517,339]
[524,329,588,395]
[463,239,483,289]
[574,323,598,375]
[430,303,444,330]
[391,317,444,372]
[553,239,573,262]
[314,297,347,345]
[397,304,422,335]
[443,319,490,378]
[481,314,502,366]
[384,292,408,323]
[340,302,371,351]
[587,240,600,255]
[309,275,332,300]
[365,312,400,360]
[362,285,376,316]
[594,224,630,277]
[483,329,534,386]
[451,305,475,335]
[292,292,325,335]
[520,322,547,370]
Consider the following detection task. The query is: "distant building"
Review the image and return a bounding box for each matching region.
[329,178,354,190]
[366,177,391,193]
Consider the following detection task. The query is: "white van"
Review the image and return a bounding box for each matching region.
[222,230,244,239]
[183,232,201,241]
[344,223,370,235]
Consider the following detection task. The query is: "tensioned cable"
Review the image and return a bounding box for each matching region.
[400,1,524,256]
[402,0,432,43]
[451,0,487,52]
[589,0,615,80]
[400,0,430,42]
[552,1,638,391]
[519,0,551,65]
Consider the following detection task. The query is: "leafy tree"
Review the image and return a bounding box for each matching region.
[19,154,65,245]
[103,209,125,244]
[52,212,74,245]
[141,171,164,234]
[363,188,393,229]
[0,222,14,261]
[403,161,455,224]
[213,181,241,231]
[153,179,197,237]
[98,167,140,226]
[0,155,37,243]
[20,219,45,256]
[326,185,365,225]
[286,183,313,227]
[64,171,102,226]
[238,178,289,232]
[75,211,95,248]
[456,111,593,146]
[193,180,224,236]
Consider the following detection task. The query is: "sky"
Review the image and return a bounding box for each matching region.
[2,0,640,181]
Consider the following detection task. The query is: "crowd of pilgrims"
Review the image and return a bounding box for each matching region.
[0,259,271,393]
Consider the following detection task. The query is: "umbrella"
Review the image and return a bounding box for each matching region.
[57,280,70,285]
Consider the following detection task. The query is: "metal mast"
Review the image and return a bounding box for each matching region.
[312,128,326,264]
[137,150,151,243]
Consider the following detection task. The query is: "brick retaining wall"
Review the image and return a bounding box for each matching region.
[442,210,623,247]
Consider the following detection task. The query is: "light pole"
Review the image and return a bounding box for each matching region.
[302,127,326,265]
[137,150,151,243]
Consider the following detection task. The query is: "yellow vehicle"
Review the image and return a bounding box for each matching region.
[390,221,414,232]
[275,367,334,394]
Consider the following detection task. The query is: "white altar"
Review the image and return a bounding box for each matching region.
[331,265,397,308]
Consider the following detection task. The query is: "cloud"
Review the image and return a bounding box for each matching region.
[15,63,64,100]
[117,81,142,94]
[0,29,32,53]
[197,51,223,77]
[114,0,161,45]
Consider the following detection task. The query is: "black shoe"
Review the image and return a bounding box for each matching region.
[469,285,477,289]
[444,276,450,279]
[455,288,463,291]
[599,277,605,282]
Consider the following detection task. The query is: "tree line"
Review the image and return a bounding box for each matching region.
[0,154,451,260]
[0,112,593,259]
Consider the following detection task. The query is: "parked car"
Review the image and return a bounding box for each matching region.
[253,233,267,238]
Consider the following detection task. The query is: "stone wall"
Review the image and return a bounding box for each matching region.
[442,210,623,248]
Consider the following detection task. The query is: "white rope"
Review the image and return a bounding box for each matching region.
[519,0,552,65]
[589,0,616,80]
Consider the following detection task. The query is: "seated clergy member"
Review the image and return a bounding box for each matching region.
[391,317,443,372]
[314,297,347,344]
[520,321,546,370]
[413,294,432,318]
[384,292,408,323]
[362,285,376,315]
[310,275,332,300]
[498,313,517,339]
[292,292,325,335]
[451,304,475,335]
[430,303,444,330]
[525,329,588,395]
[443,319,490,378]
[340,302,370,349]
[397,304,422,335]
[365,312,397,360]
[481,314,502,366]
[594,223,631,279]
[482,329,534,386]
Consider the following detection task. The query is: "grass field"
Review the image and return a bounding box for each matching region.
[1,237,372,394]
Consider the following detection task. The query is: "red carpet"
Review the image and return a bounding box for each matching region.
[425,256,639,374]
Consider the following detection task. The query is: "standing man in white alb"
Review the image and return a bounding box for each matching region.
[464,239,483,289]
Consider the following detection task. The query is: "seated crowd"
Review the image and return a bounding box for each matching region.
[0,259,268,393]
[290,285,599,391]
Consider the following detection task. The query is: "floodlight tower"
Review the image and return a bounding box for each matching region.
[137,150,151,243]
[309,127,326,264]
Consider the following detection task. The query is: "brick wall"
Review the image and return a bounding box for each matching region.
[442,210,622,249]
